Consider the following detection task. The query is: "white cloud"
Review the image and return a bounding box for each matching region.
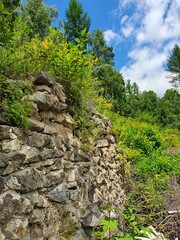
[120,15,129,23]
[122,25,133,37]
[117,0,180,95]
[121,47,172,96]
[103,30,122,45]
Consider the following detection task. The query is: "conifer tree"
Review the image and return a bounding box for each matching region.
[64,0,91,44]
[89,29,115,66]
[166,44,180,91]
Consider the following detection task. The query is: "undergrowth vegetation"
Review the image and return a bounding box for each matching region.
[98,106,180,238]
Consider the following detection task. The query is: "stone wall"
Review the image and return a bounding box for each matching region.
[0,72,125,240]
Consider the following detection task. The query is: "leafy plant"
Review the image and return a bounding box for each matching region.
[91,208,156,240]
[0,75,32,127]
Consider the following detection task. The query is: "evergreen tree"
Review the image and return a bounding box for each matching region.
[139,90,158,114]
[94,65,125,113]
[64,0,91,44]
[166,44,180,91]
[124,80,140,117]
[21,0,58,39]
[89,29,115,66]
[157,89,180,129]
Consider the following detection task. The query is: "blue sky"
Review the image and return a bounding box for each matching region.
[45,0,180,96]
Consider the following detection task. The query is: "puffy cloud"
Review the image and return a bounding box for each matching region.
[103,29,122,45]
[121,47,172,96]
[118,0,180,95]
[121,25,133,37]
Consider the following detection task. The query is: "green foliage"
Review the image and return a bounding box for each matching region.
[94,65,126,114]
[0,20,97,139]
[166,44,180,90]
[21,0,58,39]
[156,89,180,129]
[0,2,12,43]
[64,0,91,44]
[124,80,140,117]
[122,81,180,130]
[91,208,155,240]
[3,0,20,24]
[89,29,115,66]
[0,75,32,127]
[103,107,180,231]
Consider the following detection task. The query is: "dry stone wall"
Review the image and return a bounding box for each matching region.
[0,72,125,240]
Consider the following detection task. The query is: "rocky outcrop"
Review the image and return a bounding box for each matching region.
[0,72,125,239]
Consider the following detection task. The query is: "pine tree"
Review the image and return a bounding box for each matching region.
[89,29,115,66]
[166,44,180,91]
[64,0,91,44]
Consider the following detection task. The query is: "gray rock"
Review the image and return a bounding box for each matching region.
[28,118,44,132]
[0,177,5,193]
[29,132,51,149]
[4,218,28,240]
[2,138,21,152]
[96,139,109,148]
[7,168,44,192]
[73,229,88,240]
[0,126,11,140]
[29,193,47,208]
[0,152,9,168]
[24,147,42,164]
[53,82,66,103]
[19,197,34,214]
[30,102,41,121]
[42,148,64,159]
[43,170,65,187]
[82,207,103,227]
[0,190,21,222]
[29,208,45,223]
[2,152,26,175]
[29,91,51,111]
[34,71,54,87]
[48,183,69,203]
[78,150,91,162]
[35,84,52,93]
[6,176,22,190]
[44,123,73,139]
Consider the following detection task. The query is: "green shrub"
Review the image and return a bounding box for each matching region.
[0,75,32,127]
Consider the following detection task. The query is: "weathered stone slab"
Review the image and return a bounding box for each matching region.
[34,71,54,87]
[48,183,69,203]
[1,152,26,175]
[35,84,52,93]
[44,123,73,140]
[29,132,51,149]
[0,125,11,140]
[43,170,65,187]
[0,152,9,168]
[30,91,51,111]
[7,168,44,192]
[0,191,21,222]
[29,209,45,223]
[96,139,109,148]
[4,218,28,240]
[2,138,21,152]
[28,118,44,132]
